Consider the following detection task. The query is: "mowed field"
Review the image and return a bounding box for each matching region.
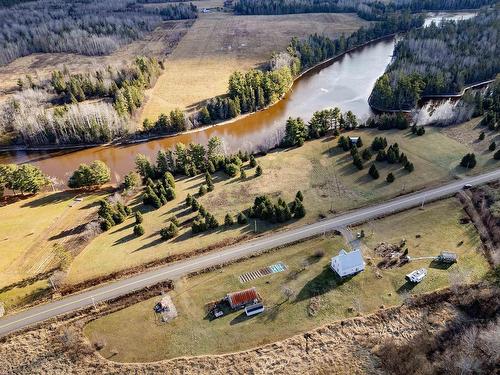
[84,198,490,362]
[140,11,368,120]
[0,191,106,289]
[66,120,497,284]
[0,20,193,101]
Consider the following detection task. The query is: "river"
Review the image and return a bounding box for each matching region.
[0,12,477,184]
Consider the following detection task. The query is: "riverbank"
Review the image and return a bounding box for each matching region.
[368,79,495,114]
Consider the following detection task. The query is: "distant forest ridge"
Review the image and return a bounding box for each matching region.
[370,10,499,110]
[234,0,497,20]
[0,0,197,66]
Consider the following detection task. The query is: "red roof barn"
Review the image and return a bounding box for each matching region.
[227,287,260,309]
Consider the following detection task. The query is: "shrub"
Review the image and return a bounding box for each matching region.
[460,153,477,169]
[255,165,263,176]
[160,222,178,240]
[225,163,239,177]
[133,224,145,236]
[249,155,257,168]
[237,212,248,224]
[369,164,379,179]
[224,213,234,226]
[199,184,207,196]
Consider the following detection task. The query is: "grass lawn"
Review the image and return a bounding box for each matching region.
[140,11,367,120]
[84,198,489,363]
[67,122,496,284]
[0,190,107,289]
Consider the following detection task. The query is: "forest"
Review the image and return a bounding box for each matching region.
[0,0,197,66]
[0,57,163,145]
[370,10,499,110]
[233,0,495,20]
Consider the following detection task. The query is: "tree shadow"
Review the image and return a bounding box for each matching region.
[112,232,136,246]
[109,221,134,234]
[396,281,417,294]
[20,191,72,208]
[295,265,355,303]
[49,222,88,240]
[229,311,258,325]
[429,259,453,270]
[132,237,165,252]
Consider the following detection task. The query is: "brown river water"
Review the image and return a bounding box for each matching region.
[0,12,477,183]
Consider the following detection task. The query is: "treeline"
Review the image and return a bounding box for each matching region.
[50,57,162,116]
[0,0,197,66]
[0,163,49,197]
[370,10,500,110]
[233,0,495,20]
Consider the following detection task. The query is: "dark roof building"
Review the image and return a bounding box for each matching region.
[227,287,260,309]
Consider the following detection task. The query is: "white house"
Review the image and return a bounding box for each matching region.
[405,268,427,283]
[330,248,365,278]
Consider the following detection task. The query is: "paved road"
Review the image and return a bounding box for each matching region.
[1,169,499,337]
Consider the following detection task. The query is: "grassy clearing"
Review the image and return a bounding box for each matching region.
[140,12,367,120]
[0,191,107,288]
[84,198,489,362]
[67,122,495,284]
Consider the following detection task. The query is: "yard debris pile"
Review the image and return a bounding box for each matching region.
[374,240,409,269]
[154,295,178,323]
[308,296,321,317]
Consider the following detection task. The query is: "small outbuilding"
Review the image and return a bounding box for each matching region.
[406,268,427,283]
[245,302,264,316]
[437,251,458,263]
[330,248,366,278]
[349,136,360,145]
[227,287,260,309]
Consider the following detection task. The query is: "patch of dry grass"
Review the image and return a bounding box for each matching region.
[140,12,368,120]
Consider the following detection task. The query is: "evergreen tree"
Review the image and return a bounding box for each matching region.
[133,224,145,236]
[369,164,379,179]
[362,148,372,160]
[199,184,207,196]
[479,132,485,140]
[160,222,178,240]
[224,213,234,226]
[386,172,395,183]
[240,168,247,180]
[135,211,143,224]
[489,141,496,151]
[293,198,306,218]
[494,149,500,160]
[404,161,415,172]
[249,154,257,168]
[296,190,304,201]
[237,212,248,224]
[460,153,477,169]
[255,165,263,176]
[185,193,193,207]
[353,155,363,170]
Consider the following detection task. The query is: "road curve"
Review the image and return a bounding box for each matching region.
[1,169,499,337]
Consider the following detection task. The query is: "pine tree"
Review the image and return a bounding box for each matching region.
[240,168,247,180]
[479,132,485,141]
[489,141,496,151]
[135,211,143,224]
[386,172,395,183]
[133,224,145,236]
[296,190,304,201]
[293,199,306,218]
[185,193,193,207]
[353,155,363,170]
[369,164,379,179]
[255,165,263,176]
[224,213,234,226]
[249,155,257,168]
[199,184,207,196]
[237,212,248,224]
[362,148,372,160]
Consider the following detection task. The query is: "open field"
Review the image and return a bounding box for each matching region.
[0,191,107,289]
[0,20,193,101]
[140,12,368,120]
[66,121,496,284]
[83,198,489,362]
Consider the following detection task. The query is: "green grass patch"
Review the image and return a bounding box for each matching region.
[84,198,489,362]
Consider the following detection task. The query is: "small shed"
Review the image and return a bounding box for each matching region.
[330,248,365,278]
[349,136,360,145]
[437,251,458,263]
[406,268,427,283]
[227,287,260,309]
[245,303,264,316]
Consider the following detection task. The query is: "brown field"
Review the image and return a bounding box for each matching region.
[0,20,193,100]
[140,12,368,121]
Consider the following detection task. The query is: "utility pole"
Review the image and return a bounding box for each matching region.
[91,296,97,311]
[254,220,257,233]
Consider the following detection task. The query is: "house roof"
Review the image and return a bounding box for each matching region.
[227,287,258,307]
[332,248,364,271]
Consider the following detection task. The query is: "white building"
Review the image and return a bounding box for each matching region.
[405,268,427,283]
[330,248,365,278]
